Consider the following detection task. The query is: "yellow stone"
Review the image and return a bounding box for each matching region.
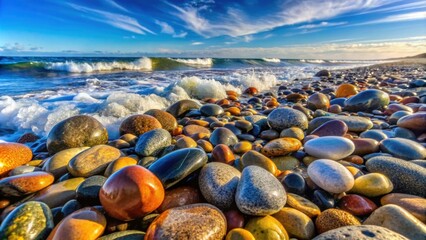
[240,150,278,175]
[176,136,197,149]
[226,228,256,240]
[350,173,393,197]
[42,147,89,178]
[233,141,252,154]
[286,193,321,218]
[272,207,315,240]
[245,215,289,240]
[104,157,138,177]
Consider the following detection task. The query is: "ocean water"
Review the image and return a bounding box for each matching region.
[0,56,388,141]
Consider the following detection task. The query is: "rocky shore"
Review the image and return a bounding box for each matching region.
[0,60,425,240]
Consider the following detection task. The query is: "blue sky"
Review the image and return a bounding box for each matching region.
[0,0,425,59]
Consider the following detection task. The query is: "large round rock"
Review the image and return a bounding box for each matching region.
[366,156,426,197]
[267,108,308,131]
[145,203,227,240]
[144,109,178,132]
[236,166,286,216]
[119,114,162,136]
[199,162,241,209]
[166,99,202,118]
[304,136,355,160]
[99,165,164,221]
[307,159,354,194]
[47,115,108,154]
[0,143,33,176]
[344,89,390,112]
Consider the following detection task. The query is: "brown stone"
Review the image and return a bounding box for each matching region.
[0,171,54,197]
[338,194,377,216]
[157,186,202,213]
[315,208,361,234]
[119,114,162,136]
[351,138,380,155]
[381,193,426,223]
[183,124,211,136]
[145,109,178,131]
[261,138,302,157]
[212,144,235,165]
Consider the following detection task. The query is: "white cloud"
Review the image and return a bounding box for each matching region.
[191,42,204,45]
[352,11,426,26]
[104,0,129,12]
[243,35,253,43]
[167,0,391,37]
[297,21,347,29]
[356,1,426,15]
[173,31,188,38]
[155,20,175,34]
[68,3,154,34]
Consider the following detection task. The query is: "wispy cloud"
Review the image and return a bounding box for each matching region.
[0,42,42,52]
[351,11,426,26]
[104,0,130,13]
[68,3,154,34]
[173,31,188,38]
[191,42,204,45]
[355,1,426,15]
[155,20,175,34]
[298,21,347,29]
[167,0,391,38]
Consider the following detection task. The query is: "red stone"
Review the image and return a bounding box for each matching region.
[99,165,164,221]
[212,144,235,165]
[338,194,377,216]
[224,209,245,232]
[244,87,258,95]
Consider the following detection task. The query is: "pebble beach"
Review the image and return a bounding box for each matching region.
[0,58,426,240]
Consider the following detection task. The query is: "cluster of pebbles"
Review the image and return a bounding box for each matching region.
[0,64,425,240]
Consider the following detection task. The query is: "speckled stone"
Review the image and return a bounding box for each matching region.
[47,115,108,154]
[261,137,302,157]
[286,193,321,218]
[366,156,426,197]
[119,114,162,137]
[350,173,393,197]
[380,138,426,160]
[42,147,89,178]
[307,159,354,193]
[313,225,408,240]
[364,204,426,240]
[200,103,224,116]
[135,129,171,157]
[145,203,227,240]
[166,99,202,118]
[67,145,122,177]
[344,89,390,112]
[267,108,308,131]
[0,171,54,197]
[0,143,33,176]
[76,175,107,205]
[209,127,238,146]
[308,116,373,133]
[144,109,177,132]
[244,215,289,240]
[304,136,355,160]
[273,207,314,240]
[236,166,286,216]
[381,193,426,223]
[0,201,54,240]
[315,208,361,234]
[148,148,208,188]
[199,162,241,209]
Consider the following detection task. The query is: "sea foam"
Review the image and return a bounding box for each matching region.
[171,58,213,66]
[262,58,281,63]
[45,57,152,73]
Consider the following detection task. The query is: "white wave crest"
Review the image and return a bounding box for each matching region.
[262,58,281,63]
[45,57,152,73]
[171,58,213,66]
[175,76,239,99]
[304,59,326,64]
